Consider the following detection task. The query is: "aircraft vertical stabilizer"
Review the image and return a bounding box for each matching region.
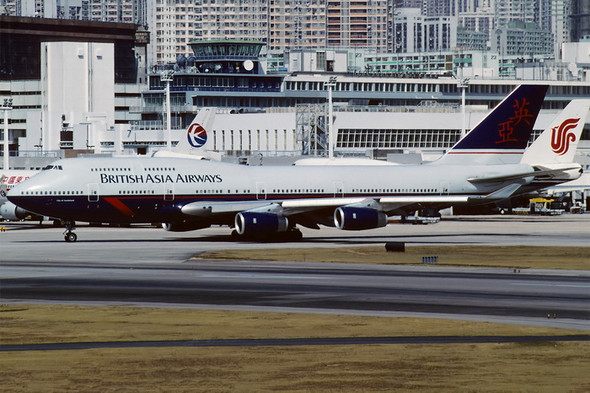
[152,107,218,159]
[434,85,548,165]
[521,99,590,166]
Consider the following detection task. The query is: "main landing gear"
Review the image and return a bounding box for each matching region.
[63,221,77,242]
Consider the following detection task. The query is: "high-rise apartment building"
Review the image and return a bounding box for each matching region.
[494,0,538,27]
[88,1,138,23]
[540,0,570,58]
[1,0,146,23]
[392,8,457,53]
[268,0,326,50]
[422,0,455,17]
[326,0,391,52]
[570,0,590,41]
[149,0,200,64]
[150,0,268,64]
[147,0,393,65]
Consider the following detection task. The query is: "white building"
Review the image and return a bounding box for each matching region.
[19,42,115,153]
[392,8,457,53]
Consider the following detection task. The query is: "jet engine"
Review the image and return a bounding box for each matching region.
[334,207,387,230]
[162,221,210,232]
[234,212,288,236]
[0,202,30,221]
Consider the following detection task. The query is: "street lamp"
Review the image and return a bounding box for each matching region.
[160,70,175,150]
[1,98,13,170]
[457,78,470,138]
[326,76,337,159]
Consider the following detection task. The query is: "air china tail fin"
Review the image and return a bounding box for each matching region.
[434,84,548,165]
[153,107,218,159]
[521,99,590,166]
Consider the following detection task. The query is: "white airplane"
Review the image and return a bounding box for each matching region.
[519,99,590,192]
[0,170,38,220]
[151,107,220,160]
[9,84,583,242]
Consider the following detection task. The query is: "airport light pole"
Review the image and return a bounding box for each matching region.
[326,76,337,160]
[1,98,13,171]
[160,70,175,150]
[457,78,469,138]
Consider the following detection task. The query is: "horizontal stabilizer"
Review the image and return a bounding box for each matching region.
[469,183,522,201]
[468,166,581,184]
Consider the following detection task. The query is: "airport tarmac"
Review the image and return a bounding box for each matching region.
[1,215,589,330]
[1,214,590,264]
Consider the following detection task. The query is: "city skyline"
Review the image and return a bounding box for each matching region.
[1,0,587,67]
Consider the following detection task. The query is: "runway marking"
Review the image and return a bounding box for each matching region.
[513,283,590,289]
[2,335,589,352]
[197,273,332,280]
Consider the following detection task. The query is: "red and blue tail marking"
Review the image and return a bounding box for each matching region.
[436,85,548,165]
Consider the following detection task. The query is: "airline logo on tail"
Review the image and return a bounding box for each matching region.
[187,123,208,148]
[551,118,579,155]
[496,98,535,144]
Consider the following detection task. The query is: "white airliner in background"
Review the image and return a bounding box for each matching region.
[0,170,38,220]
[152,107,221,161]
[7,85,587,242]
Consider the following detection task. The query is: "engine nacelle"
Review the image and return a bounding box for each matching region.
[235,212,288,235]
[0,202,30,221]
[334,207,387,230]
[162,221,210,232]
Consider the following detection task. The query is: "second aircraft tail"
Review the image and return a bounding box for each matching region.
[434,84,548,165]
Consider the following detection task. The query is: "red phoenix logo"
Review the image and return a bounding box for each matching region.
[551,118,579,155]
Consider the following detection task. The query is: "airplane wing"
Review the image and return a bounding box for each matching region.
[467,166,582,184]
[180,189,512,221]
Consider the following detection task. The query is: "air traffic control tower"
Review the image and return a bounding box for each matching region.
[188,40,266,75]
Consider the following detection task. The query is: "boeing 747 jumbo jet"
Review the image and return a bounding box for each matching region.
[9,84,583,242]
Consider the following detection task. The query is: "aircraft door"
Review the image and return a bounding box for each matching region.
[87,183,99,202]
[164,183,174,201]
[439,182,450,195]
[256,182,266,200]
[333,181,344,197]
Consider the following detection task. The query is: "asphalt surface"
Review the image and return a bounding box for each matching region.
[1,215,589,331]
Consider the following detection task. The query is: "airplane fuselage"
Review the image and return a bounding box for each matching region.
[9,157,534,226]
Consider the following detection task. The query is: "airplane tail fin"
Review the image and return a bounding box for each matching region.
[176,107,216,153]
[434,85,548,165]
[153,107,217,159]
[521,99,590,166]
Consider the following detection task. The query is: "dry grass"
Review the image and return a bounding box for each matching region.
[1,305,589,392]
[3,343,590,392]
[1,305,584,345]
[195,245,590,270]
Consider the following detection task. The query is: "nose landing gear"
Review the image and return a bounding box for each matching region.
[63,221,77,242]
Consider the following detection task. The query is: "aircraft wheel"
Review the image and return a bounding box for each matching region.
[64,232,78,242]
[287,228,303,241]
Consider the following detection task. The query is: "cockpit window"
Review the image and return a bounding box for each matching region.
[42,165,53,170]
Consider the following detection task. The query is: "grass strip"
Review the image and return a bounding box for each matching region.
[1,305,589,392]
[194,245,590,270]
